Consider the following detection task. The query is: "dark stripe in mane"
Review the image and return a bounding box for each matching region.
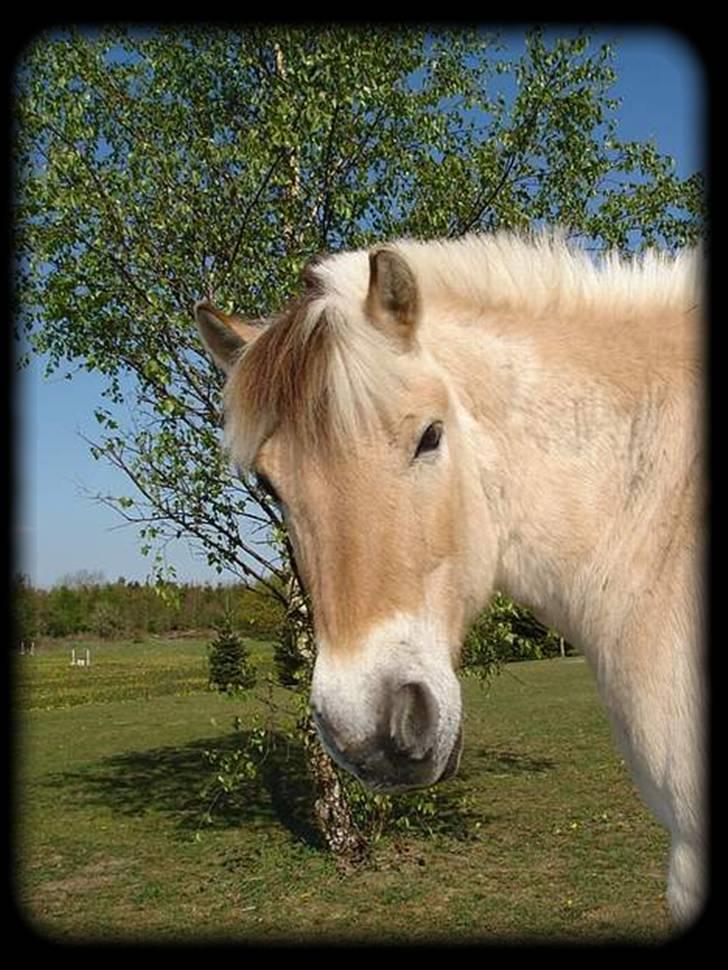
[226,290,337,459]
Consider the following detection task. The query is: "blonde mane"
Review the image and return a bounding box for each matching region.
[387,231,699,318]
[224,231,701,467]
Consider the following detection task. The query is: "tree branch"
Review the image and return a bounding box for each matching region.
[449,60,561,237]
[80,430,290,606]
[318,98,340,250]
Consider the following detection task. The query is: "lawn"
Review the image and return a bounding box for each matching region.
[14,639,673,943]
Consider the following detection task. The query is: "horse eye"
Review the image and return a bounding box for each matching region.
[414,421,443,459]
[255,472,281,505]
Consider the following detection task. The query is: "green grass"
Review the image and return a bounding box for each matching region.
[14,636,274,710]
[14,642,673,943]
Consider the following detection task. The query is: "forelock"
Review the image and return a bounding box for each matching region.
[222,264,399,467]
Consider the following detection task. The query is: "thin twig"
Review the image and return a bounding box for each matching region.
[449,60,561,237]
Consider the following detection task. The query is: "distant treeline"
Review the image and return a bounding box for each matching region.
[13,573,285,642]
[13,573,577,666]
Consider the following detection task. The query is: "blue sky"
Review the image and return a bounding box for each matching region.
[15,26,706,589]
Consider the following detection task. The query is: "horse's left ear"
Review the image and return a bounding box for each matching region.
[365,247,419,350]
[195,301,262,375]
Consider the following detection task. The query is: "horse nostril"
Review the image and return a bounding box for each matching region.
[388,682,438,761]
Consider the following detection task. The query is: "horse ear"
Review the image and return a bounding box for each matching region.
[195,301,262,374]
[365,247,419,349]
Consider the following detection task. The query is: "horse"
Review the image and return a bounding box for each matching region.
[195,230,705,928]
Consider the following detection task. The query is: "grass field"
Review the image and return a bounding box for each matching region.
[14,637,673,943]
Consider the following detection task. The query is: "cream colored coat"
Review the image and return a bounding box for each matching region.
[197,232,705,928]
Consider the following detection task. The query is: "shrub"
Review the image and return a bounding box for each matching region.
[207,611,257,693]
[462,592,574,682]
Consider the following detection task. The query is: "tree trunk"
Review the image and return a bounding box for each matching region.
[282,570,368,867]
[300,713,368,868]
[271,39,366,866]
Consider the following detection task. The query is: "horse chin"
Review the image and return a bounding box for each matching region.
[352,724,464,796]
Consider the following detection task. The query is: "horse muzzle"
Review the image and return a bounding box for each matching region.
[310,678,463,793]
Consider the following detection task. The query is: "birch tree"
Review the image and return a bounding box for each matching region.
[13,25,704,861]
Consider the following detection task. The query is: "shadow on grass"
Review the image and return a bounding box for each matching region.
[44,731,322,848]
[468,747,556,776]
[42,733,557,851]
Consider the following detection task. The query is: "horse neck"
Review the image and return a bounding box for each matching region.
[431,303,698,655]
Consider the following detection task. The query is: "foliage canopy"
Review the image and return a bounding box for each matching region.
[14,25,704,589]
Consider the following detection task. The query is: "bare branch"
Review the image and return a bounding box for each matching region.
[218,150,286,292]
[79,429,289,606]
